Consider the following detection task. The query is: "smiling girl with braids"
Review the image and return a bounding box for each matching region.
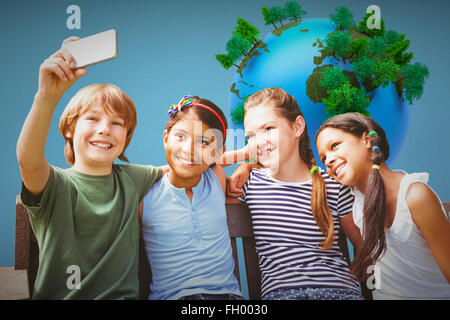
[315,112,450,299]
[225,88,363,300]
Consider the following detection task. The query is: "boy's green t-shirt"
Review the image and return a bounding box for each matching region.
[20,164,162,299]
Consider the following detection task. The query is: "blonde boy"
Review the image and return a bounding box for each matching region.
[16,37,162,299]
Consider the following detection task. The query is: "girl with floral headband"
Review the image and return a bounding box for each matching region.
[315,112,450,299]
[139,95,242,300]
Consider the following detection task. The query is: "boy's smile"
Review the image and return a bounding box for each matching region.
[68,104,127,175]
[90,141,113,149]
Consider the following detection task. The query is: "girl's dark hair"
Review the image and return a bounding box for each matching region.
[315,112,390,281]
[165,95,228,149]
[245,87,335,250]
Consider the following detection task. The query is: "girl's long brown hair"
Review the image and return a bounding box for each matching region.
[316,112,390,281]
[245,88,335,250]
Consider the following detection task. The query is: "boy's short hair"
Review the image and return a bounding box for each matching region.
[58,84,137,165]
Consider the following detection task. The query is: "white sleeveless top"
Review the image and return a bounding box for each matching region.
[352,171,450,299]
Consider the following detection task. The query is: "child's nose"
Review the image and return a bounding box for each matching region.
[181,139,195,154]
[256,132,268,146]
[325,154,336,167]
[97,120,111,135]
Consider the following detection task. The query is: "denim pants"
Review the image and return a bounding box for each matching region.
[263,287,364,300]
[179,293,244,300]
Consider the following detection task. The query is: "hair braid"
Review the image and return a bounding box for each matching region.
[300,127,335,249]
[316,112,390,280]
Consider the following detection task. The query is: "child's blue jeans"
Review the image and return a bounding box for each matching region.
[263,287,364,300]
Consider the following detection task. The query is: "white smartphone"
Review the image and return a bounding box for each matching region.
[63,29,118,68]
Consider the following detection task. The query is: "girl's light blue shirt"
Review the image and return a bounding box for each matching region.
[142,167,242,300]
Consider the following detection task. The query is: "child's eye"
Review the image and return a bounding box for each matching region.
[331,142,339,149]
[87,116,97,121]
[246,134,255,140]
[265,126,274,131]
[196,137,211,146]
[113,121,124,126]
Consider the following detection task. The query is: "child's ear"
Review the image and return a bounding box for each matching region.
[294,116,306,138]
[163,130,169,149]
[208,138,225,164]
[214,145,226,160]
[362,132,373,151]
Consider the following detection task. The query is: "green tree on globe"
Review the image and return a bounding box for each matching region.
[215,2,429,164]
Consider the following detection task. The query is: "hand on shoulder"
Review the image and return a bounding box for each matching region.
[226,162,261,198]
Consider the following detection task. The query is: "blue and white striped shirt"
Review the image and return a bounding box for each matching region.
[239,168,359,298]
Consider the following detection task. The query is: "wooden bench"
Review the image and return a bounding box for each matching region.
[13,195,450,300]
[14,196,264,299]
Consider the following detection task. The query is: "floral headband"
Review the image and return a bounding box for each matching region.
[168,95,226,143]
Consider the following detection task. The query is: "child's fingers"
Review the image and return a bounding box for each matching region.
[73,67,87,79]
[228,191,243,198]
[47,56,73,81]
[59,48,77,69]
[42,59,69,82]
[227,176,244,196]
[53,49,76,78]
[229,187,244,196]
[227,188,243,198]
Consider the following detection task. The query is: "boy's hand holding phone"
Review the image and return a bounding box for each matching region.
[38,37,87,100]
[38,30,118,100]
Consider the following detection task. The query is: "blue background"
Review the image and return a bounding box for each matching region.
[1,0,449,274]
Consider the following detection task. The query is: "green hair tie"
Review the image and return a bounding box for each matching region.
[310,166,319,175]
[368,131,378,137]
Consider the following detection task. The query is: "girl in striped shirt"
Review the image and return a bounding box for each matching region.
[225,88,363,300]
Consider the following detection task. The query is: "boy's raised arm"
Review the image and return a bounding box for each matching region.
[17,37,86,195]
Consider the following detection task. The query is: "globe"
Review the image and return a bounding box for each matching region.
[227,18,410,166]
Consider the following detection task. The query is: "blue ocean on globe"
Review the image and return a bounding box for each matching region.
[227,18,410,166]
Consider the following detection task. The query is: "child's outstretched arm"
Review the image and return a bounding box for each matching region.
[220,146,250,168]
[407,183,450,283]
[17,37,87,195]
